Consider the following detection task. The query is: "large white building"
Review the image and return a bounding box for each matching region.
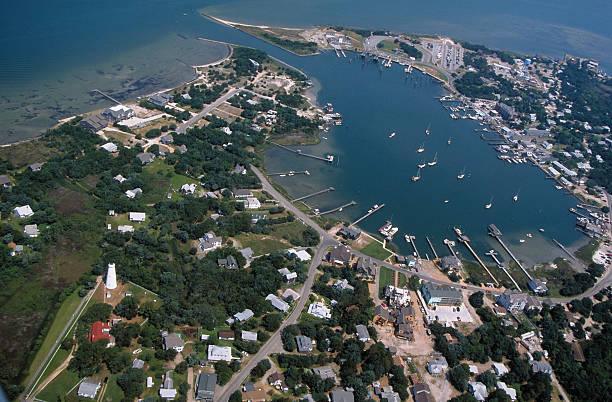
[106,263,117,290]
[208,345,232,362]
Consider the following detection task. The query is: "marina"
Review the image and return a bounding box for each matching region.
[454,227,499,285]
[488,224,534,281]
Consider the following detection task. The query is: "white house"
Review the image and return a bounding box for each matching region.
[100,142,118,153]
[77,378,101,399]
[221,127,232,135]
[129,212,146,222]
[493,363,509,377]
[24,224,39,238]
[114,174,126,183]
[307,302,331,319]
[180,183,197,195]
[118,225,134,233]
[125,188,142,199]
[208,345,232,362]
[287,248,311,262]
[14,205,34,218]
[245,197,261,209]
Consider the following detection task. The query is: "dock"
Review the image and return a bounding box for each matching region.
[268,170,310,177]
[293,187,334,202]
[443,239,457,257]
[569,208,589,219]
[315,201,356,216]
[350,204,385,226]
[426,236,439,259]
[268,141,333,163]
[405,235,421,260]
[485,250,521,291]
[455,227,499,285]
[91,89,121,105]
[552,239,578,262]
[487,224,534,281]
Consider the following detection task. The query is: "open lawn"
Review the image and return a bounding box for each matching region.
[575,239,599,264]
[0,138,54,168]
[378,39,399,53]
[532,258,575,297]
[37,369,81,402]
[23,287,82,385]
[140,159,196,203]
[234,233,290,255]
[378,267,394,297]
[359,241,391,261]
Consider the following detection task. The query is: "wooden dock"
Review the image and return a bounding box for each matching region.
[485,250,521,291]
[405,235,421,260]
[268,141,333,163]
[488,224,534,281]
[455,228,498,285]
[443,239,457,257]
[552,239,578,262]
[315,201,356,216]
[292,187,334,202]
[92,89,121,105]
[426,236,439,259]
[350,204,385,226]
[268,170,310,177]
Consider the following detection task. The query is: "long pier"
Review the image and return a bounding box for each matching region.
[426,236,439,259]
[316,201,356,216]
[92,89,121,105]
[293,187,334,202]
[405,235,421,260]
[268,170,310,177]
[569,208,589,219]
[350,204,385,226]
[268,141,333,163]
[485,250,521,291]
[488,224,534,281]
[552,239,578,262]
[455,227,499,285]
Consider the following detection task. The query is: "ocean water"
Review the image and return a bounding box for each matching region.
[1,0,612,143]
[263,54,586,266]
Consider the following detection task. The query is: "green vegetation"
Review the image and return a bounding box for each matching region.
[231,25,318,55]
[398,41,422,59]
[37,369,80,401]
[378,267,394,296]
[575,239,599,264]
[359,241,391,260]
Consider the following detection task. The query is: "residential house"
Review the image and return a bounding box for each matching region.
[296,335,313,353]
[528,279,549,294]
[114,174,126,183]
[177,144,188,154]
[233,309,254,323]
[380,389,400,402]
[266,294,289,312]
[468,382,488,401]
[496,103,517,120]
[208,345,232,362]
[163,333,185,352]
[355,324,370,342]
[278,268,297,282]
[333,279,354,292]
[199,232,222,252]
[221,127,233,135]
[180,183,197,195]
[0,175,11,189]
[79,114,108,132]
[233,164,247,175]
[103,105,134,122]
[233,189,253,198]
[530,361,552,376]
[148,93,171,106]
[496,291,527,312]
[328,245,351,265]
[242,331,258,342]
[89,321,114,347]
[77,378,101,399]
[132,359,145,369]
[129,212,146,222]
[396,323,414,340]
[496,382,517,401]
[337,226,361,240]
[136,152,155,165]
[268,372,288,392]
[384,285,411,307]
[312,366,336,382]
[24,224,39,238]
[240,247,254,261]
[355,256,375,278]
[125,188,142,199]
[331,390,354,402]
[196,373,217,401]
[100,142,118,153]
[218,255,238,269]
[29,163,42,172]
[287,248,311,262]
[426,356,448,375]
[421,282,462,306]
[14,205,34,218]
[245,197,261,209]
[160,370,177,400]
[411,383,434,402]
[373,305,395,326]
[118,225,134,233]
[493,363,509,377]
[160,134,174,145]
[307,302,331,319]
[440,255,462,271]
[218,330,235,341]
[250,213,267,223]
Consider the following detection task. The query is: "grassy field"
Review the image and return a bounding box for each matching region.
[378,267,394,296]
[359,241,392,261]
[229,24,318,55]
[532,258,575,297]
[0,137,55,168]
[234,233,290,255]
[575,239,599,264]
[37,369,81,401]
[140,158,196,203]
[378,39,399,53]
[23,287,82,385]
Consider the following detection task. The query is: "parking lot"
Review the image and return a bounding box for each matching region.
[423,302,474,324]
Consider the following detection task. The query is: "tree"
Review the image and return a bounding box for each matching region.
[215,361,234,385]
[476,371,497,387]
[408,275,421,291]
[469,291,484,308]
[116,368,145,398]
[114,296,139,319]
[449,364,471,392]
[229,390,242,402]
[263,313,282,331]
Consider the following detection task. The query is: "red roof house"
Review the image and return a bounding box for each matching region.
[89,321,111,343]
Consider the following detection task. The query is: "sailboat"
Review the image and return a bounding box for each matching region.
[425,123,431,135]
[418,160,426,169]
[389,131,396,138]
[447,136,452,145]
[428,152,438,166]
[484,196,493,209]
[457,167,466,180]
[412,167,421,182]
[513,189,520,202]
[417,143,425,153]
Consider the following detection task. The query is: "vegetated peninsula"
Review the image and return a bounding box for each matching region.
[0,20,611,402]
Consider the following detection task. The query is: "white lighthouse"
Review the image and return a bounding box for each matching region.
[105,263,117,290]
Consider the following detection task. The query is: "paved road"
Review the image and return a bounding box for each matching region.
[177,87,241,134]
[214,239,333,402]
[23,278,102,401]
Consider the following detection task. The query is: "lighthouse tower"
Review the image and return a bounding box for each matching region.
[105,263,117,290]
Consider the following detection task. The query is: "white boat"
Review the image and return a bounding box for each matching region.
[425,123,431,135]
[519,239,525,243]
[428,153,438,166]
[418,161,426,169]
[389,132,396,138]
[539,228,545,232]
[339,208,343,212]
[457,167,466,180]
[555,185,563,190]
[322,136,328,140]
[484,197,493,209]
[447,137,452,145]
[444,200,450,203]
[417,143,425,153]
[526,233,533,238]
[513,194,518,202]
[412,167,421,182]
